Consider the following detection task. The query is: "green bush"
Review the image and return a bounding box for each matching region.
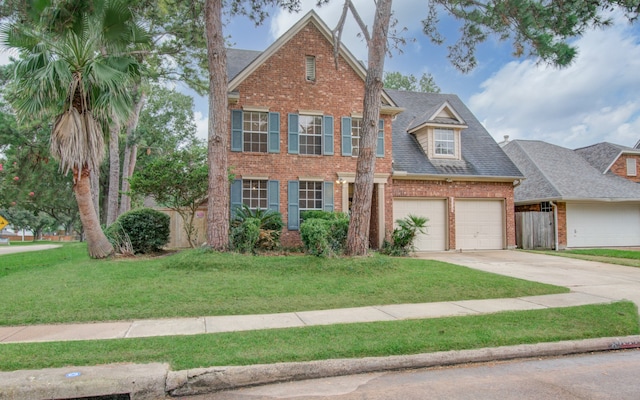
[300,212,349,257]
[230,206,283,252]
[381,215,428,256]
[106,208,170,254]
[230,217,261,254]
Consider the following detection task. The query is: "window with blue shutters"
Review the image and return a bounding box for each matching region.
[288,180,334,230]
[231,110,280,153]
[341,117,384,157]
[230,179,280,217]
[288,113,334,155]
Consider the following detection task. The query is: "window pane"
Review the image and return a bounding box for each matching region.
[242,180,267,210]
[299,115,322,155]
[243,111,268,153]
[435,128,455,155]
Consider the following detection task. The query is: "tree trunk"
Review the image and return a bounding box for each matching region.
[119,92,145,215]
[204,0,230,251]
[74,167,114,258]
[345,0,393,256]
[90,164,100,222]
[106,121,121,225]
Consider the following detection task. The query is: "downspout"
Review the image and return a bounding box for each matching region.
[550,201,559,251]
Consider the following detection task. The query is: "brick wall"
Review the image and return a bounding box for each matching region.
[228,21,393,248]
[609,154,640,183]
[557,202,567,249]
[391,179,516,249]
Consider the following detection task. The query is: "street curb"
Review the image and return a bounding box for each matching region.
[2,336,639,399]
[165,335,640,397]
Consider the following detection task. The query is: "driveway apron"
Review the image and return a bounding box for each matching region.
[420,250,640,309]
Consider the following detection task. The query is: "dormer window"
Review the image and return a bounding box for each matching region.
[305,56,316,81]
[435,128,455,156]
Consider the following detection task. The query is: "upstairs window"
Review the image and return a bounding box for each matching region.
[351,118,362,156]
[627,158,637,176]
[435,128,455,156]
[298,115,323,155]
[243,112,268,153]
[305,56,316,81]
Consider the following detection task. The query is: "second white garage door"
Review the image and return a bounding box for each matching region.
[455,200,504,250]
[566,203,640,248]
[393,198,447,251]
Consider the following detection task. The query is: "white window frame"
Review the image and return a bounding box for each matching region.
[242,179,268,210]
[243,111,268,153]
[351,118,362,157]
[627,158,637,176]
[299,181,323,214]
[298,115,323,155]
[434,128,455,156]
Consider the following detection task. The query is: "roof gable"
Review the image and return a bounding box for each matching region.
[227,10,397,108]
[407,101,467,133]
[575,142,640,174]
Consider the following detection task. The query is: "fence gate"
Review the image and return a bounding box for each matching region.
[515,211,554,249]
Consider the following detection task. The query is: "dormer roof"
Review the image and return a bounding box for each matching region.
[407,101,468,133]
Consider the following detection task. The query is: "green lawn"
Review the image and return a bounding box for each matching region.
[530,249,640,268]
[0,301,636,372]
[0,244,568,326]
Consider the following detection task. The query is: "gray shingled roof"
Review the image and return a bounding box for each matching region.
[387,89,523,178]
[502,140,640,203]
[575,142,640,174]
[227,49,261,81]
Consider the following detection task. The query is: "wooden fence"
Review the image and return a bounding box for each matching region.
[515,211,555,249]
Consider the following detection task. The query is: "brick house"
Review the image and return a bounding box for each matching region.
[154,10,523,251]
[503,140,640,249]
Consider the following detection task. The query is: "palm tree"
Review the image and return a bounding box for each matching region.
[1,0,148,258]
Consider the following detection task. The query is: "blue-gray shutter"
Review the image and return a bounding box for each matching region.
[288,113,299,154]
[268,112,280,153]
[287,181,300,230]
[267,180,280,212]
[376,119,385,157]
[323,181,334,212]
[231,110,243,152]
[230,179,242,217]
[341,117,352,156]
[323,115,334,155]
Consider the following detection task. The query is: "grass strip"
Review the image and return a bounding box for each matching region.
[530,249,640,268]
[0,245,567,326]
[1,302,637,372]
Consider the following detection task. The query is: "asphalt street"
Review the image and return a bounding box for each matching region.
[187,350,640,399]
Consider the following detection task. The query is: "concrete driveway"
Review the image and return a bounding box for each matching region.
[0,244,61,255]
[419,250,640,309]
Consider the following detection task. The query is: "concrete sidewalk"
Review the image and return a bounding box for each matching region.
[0,291,613,344]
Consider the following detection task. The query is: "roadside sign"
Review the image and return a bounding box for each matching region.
[0,216,8,231]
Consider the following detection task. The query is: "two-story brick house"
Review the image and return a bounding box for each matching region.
[219,10,524,251]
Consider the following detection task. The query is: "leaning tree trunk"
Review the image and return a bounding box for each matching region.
[74,167,114,258]
[204,0,230,251]
[106,121,121,225]
[345,0,392,256]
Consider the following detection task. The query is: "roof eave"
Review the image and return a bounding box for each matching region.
[392,171,524,183]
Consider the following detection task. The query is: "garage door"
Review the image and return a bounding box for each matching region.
[566,203,640,247]
[455,200,504,250]
[393,198,447,251]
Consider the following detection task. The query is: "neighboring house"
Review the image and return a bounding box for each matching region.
[503,140,640,249]
[212,11,522,250]
[575,142,640,184]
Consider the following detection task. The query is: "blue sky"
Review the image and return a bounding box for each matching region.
[186,0,640,149]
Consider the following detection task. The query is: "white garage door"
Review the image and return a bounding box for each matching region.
[566,203,640,247]
[455,200,504,250]
[393,198,447,251]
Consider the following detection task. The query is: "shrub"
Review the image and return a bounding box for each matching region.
[300,212,349,257]
[230,205,283,252]
[230,217,261,254]
[106,208,170,254]
[381,215,428,256]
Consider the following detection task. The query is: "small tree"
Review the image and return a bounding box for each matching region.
[128,145,208,248]
[382,215,428,256]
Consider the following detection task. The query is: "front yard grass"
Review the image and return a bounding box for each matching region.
[0,301,636,372]
[530,249,640,268]
[0,244,568,326]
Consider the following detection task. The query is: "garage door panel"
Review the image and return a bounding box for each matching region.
[567,203,640,247]
[393,199,446,251]
[456,200,504,250]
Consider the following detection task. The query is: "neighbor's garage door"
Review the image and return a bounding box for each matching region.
[566,203,640,248]
[455,200,504,250]
[393,198,447,251]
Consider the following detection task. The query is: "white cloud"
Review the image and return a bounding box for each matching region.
[470,17,640,149]
[194,111,208,142]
